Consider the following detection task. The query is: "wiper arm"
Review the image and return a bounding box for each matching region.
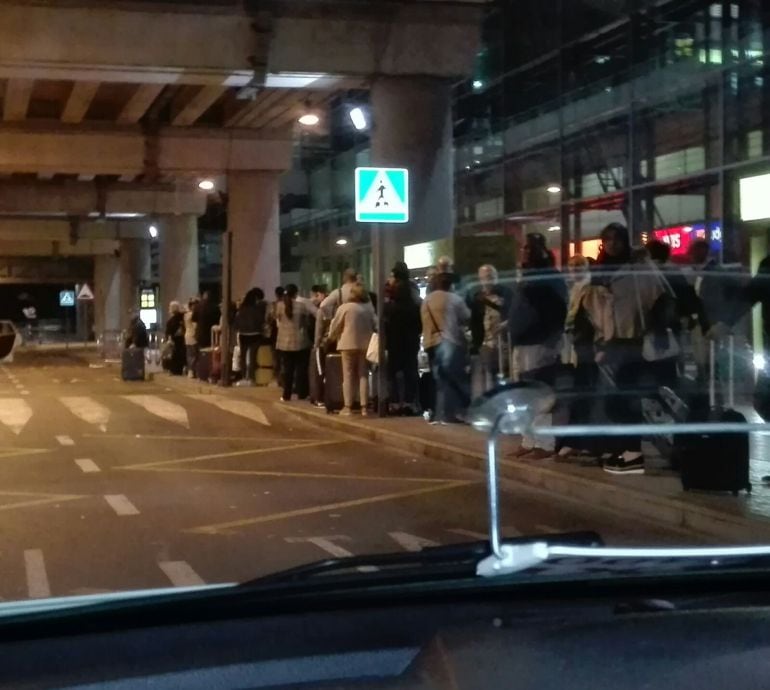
[239,532,602,589]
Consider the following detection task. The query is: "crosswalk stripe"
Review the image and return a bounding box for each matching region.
[75,458,100,473]
[448,528,488,540]
[188,394,270,426]
[286,536,378,573]
[104,494,140,516]
[0,398,32,435]
[60,396,110,431]
[24,549,51,599]
[123,395,189,428]
[158,561,205,587]
[56,435,75,446]
[388,532,439,552]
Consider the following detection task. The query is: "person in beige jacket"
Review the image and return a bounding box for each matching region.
[329,284,376,416]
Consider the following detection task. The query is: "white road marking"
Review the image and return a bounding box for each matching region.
[60,396,110,431]
[104,494,140,516]
[123,395,190,428]
[0,399,32,435]
[56,435,75,446]
[20,390,29,396]
[188,394,270,426]
[535,524,560,534]
[158,561,205,587]
[75,458,100,473]
[448,528,488,540]
[286,536,377,572]
[24,549,51,599]
[388,532,440,552]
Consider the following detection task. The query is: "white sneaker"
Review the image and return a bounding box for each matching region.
[339,408,352,416]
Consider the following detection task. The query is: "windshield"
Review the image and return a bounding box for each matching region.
[0,0,769,606]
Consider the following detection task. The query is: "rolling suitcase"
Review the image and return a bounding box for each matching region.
[197,327,222,383]
[324,352,344,413]
[309,347,325,405]
[677,337,751,495]
[121,347,145,381]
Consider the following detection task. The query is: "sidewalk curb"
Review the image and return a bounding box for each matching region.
[284,405,770,543]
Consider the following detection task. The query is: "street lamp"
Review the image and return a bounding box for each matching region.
[349,106,367,131]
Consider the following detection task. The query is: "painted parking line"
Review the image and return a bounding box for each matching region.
[158,561,205,587]
[286,536,377,573]
[104,494,140,516]
[388,532,440,552]
[56,435,75,446]
[186,480,475,535]
[24,549,51,599]
[74,458,100,473]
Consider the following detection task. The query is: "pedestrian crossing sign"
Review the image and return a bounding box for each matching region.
[59,290,75,308]
[355,167,409,223]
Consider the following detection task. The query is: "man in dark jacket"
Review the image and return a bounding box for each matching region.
[234,287,267,383]
[468,264,512,388]
[508,233,568,459]
[192,291,221,349]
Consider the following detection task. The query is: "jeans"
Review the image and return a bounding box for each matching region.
[185,344,198,377]
[281,349,310,400]
[433,340,469,423]
[602,340,645,454]
[341,349,369,410]
[238,333,263,381]
[387,345,419,408]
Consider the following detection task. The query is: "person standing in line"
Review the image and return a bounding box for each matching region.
[164,301,186,376]
[267,286,285,387]
[125,310,149,349]
[468,264,512,391]
[275,284,311,402]
[421,272,471,424]
[507,233,568,460]
[319,269,358,320]
[192,290,220,350]
[183,297,199,378]
[234,287,267,385]
[385,261,422,415]
[329,284,377,416]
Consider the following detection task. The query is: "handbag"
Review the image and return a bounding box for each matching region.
[634,269,681,362]
[366,333,379,365]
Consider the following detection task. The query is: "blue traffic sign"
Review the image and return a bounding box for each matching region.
[355,167,409,223]
[59,290,76,308]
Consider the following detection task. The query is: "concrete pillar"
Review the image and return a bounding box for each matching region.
[227,171,281,300]
[119,238,151,326]
[159,215,199,324]
[370,76,454,276]
[94,253,121,338]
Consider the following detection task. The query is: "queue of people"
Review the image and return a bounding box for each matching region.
[149,222,769,480]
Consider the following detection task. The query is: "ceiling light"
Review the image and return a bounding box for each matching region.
[754,353,767,371]
[349,106,367,131]
[546,185,562,194]
[335,237,349,246]
[148,224,159,239]
[472,79,484,90]
[298,112,320,126]
[198,179,215,191]
[547,225,561,233]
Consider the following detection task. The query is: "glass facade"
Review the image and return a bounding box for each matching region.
[455,0,770,266]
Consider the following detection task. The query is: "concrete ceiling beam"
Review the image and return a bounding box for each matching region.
[0,126,293,177]
[117,84,166,125]
[3,79,34,121]
[0,239,120,257]
[61,81,101,124]
[0,181,208,217]
[171,85,228,127]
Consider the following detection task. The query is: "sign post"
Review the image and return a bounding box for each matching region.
[355,167,409,417]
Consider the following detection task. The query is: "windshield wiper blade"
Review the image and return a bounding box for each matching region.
[239,532,602,589]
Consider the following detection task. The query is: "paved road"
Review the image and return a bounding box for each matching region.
[0,351,699,602]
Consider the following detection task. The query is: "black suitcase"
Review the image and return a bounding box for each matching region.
[324,353,344,413]
[121,347,145,381]
[677,338,751,495]
[309,348,325,405]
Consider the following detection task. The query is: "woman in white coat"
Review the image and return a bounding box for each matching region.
[329,284,376,416]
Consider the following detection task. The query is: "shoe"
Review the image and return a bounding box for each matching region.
[339,408,352,416]
[360,408,369,417]
[603,452,645,475]
[279,397,289,403]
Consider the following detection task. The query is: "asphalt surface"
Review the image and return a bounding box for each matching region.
[0,350,701,602]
